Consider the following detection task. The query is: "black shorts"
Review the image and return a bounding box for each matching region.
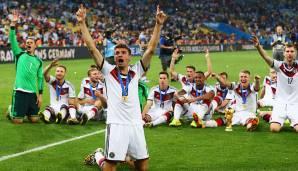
[10,90,39,119]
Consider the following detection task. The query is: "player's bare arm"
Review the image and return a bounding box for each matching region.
[212,73,232,89]
[194,91,215,102]
[169,49,179,80]
[142,100,153,118]
[94,90,107,108]
[76,4,104,67]
[259,86,265,99]
[141,5,167,68]
[43,58,59,82]
[10,10,19,27]
[204,49,213,78]
[254,75,261,91]
[251,35,273,67]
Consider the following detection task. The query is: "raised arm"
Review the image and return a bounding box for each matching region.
[251,35,273,67]
[76,5,104,67]
[253,75,261,91]
[43,59,58,82]
[141,5,167,68]
[204,49,213,78]
[169,49,179,80]
[211,73,232,89]
[9,10,22,57]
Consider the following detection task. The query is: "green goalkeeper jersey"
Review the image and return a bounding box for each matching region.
[9,27,44,94]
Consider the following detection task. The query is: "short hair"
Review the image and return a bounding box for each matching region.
[195,71,205,76]
[114,44,131,55]
[219,72,228,78]
[90,65,99,70]
[186,65,196,71]
[57,65,67,72]
[87,68,98,76]
[284,43,297,51]
[27,36,36,41]
[240,69,250,75]
[159,71,169,78]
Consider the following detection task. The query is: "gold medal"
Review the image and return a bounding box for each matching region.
[122,96,128,102]
[242,104,247,109]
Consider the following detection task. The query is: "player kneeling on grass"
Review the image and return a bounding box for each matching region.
[215,70,260,131]
[170,71,216,128]
[39,59,78,124]
[78,67,107,125]
[257,69,277,122]
[84,148,135,169]
[210,72,234,114]
[142,72,177,127]
[252,35,298,133]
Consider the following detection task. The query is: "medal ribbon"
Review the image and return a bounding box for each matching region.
[89,83,98,100]
[118,70,131,97]
[56,80,65,101]
[240,84,249,104]
[159,86,169,108]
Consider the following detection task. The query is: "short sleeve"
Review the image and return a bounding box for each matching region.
[147,88,155,101]
[272,59,282,71]
[47,75,56,84]
[101,60,115,76]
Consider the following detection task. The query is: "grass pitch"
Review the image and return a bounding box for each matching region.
[0,51,297,171]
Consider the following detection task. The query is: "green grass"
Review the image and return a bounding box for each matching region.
[1,51,298,171]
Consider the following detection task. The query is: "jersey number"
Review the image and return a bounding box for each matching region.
[288,77,293,85]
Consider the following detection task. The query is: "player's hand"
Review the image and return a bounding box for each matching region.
[211,72,218,79]
[254,75,261,81]
[36,94,42,108]
[86,99,95,105]
[94,90,102,97]
[250,35,260,47]
[171,48,179,60]
[205,48,210,58]
[50,58,59,68]
[10,10,19,26]
[156,5,167,25]
[76,4,86,23]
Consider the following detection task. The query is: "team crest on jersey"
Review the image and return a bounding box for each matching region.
[109,152,115,158]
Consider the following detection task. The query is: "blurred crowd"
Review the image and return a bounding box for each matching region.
[0,0,297,48]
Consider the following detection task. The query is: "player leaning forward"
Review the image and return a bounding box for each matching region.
[252,35,298,133]
[76,4,167,170]
[8,10,43,124]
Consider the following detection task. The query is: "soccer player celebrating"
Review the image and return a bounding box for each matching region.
[78,67,107,125]
[170,48,212,87]
[211,72,234,114]
[252,35,298,132]
[76,4,167,170]
[216,70,260,131]
[142,72,177,127]
[169,71,215,128]
[257,69,277,122]
[8,10,43,124]
[39,59,78,124]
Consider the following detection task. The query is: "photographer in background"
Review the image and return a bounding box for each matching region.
[159,32,175,72]
[270,25,291,61]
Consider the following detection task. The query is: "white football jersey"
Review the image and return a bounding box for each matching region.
[78,78,105,101]
[262,76,277,100]
[230,82,257,113]
[214,83,234,100]
[147,85,177,111]
[177,74,195,87]
[101,60,145,125]
[47,76,76,106]
[183,84,214,106]
[272,60,298,104]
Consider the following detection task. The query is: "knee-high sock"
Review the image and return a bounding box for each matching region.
[205,120,218,127]
[174,104,183,120]
[69,105,76,119]
[152,115,167,126]
[94,151,105,169]
[87,107,98,120]
[60,108,67,119]
[43,109,51,119]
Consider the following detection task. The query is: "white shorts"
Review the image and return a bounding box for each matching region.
[232,111,256,126]
[270,103,298,127]
[78,104,94,114]
[258,98,274,107]
[105,124,149,161]
[186,103,209,119]
[147,107,168,120]
[50,103,67,115]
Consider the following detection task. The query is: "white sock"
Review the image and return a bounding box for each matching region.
[94,151,105,168]
[211,100,218,113]
[60,108,67,119]
[44,110,51,119]
[152,115,167,126]
[174,104,183,120]
[87,110,96,120]
[69,107,76,119]
[205,120,218,127]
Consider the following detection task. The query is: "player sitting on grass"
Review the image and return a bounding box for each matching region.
[252,35,298,133]
[170,71,215,128]
[210,72,234,114]
[142,72,177,127]
[215,70,261,131]
[39,59,78,124]
[84,148,135,169]
[78,67,107,125]
[170,48,212,87]
[257,68,277,122]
